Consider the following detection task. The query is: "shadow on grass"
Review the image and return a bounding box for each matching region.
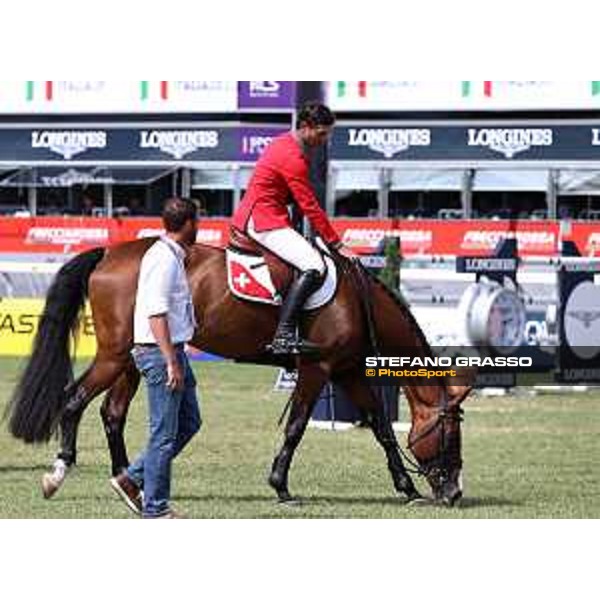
[174,493,429,507]
[175,493,521,510]
[456,496,521,509]
[0,464,50,474]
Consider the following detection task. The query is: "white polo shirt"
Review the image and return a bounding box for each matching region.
[133,236,197,344]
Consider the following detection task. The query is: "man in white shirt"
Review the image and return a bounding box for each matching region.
[110,197,200,519]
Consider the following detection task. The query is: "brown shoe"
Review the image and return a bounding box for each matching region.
[110,473,143,516]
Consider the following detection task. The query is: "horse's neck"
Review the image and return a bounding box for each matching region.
[373,282,432,359]
[372,281,446,411]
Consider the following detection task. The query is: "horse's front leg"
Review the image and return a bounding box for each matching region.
[337,373,421,502]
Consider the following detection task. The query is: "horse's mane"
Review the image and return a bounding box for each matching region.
[343,257,434,358]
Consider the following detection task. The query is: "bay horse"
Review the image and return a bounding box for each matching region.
[6,237,471,507]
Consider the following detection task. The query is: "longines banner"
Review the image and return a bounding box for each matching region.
[331,122,600,161]
[0,125,287,162]
[0,81,296,114]
[328,81,600,111]
[3,122,600,163]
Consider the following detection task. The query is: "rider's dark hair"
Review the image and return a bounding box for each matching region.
[162,197,198,232]
[297,101,335,128]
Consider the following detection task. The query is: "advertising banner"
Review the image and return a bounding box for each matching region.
[570,223,600,257]
[0,217,231,254]
[335,219,563,257]
[331,122,600,162]
[237,126,288,161]
[327,81,600,112]
[1,217,594,257]
[2,121,600,164]
[0,298,225,359]
[0,81,239,114]
[0,298,96,357]
[0,81,296,114]
[0,124,289,163]
[237,81,296,109]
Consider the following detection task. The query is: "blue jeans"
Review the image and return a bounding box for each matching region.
[127,344,201,517]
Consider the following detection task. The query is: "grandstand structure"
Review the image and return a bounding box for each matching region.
[0,81,599,349]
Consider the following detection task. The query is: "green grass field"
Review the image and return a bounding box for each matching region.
[0,357,598,518]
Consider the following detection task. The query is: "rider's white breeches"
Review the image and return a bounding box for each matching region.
[248,218,326,275]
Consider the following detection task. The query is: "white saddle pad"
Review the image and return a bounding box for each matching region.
[226,239,337,310]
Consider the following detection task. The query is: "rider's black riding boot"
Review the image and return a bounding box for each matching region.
[268,269,323,355]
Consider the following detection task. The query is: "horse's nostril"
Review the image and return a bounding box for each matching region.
[441,488,463,507]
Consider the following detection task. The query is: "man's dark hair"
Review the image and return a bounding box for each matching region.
[297,101,335,128]
[162,197,198,233]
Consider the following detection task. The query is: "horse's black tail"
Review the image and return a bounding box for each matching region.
[5,247,106,443]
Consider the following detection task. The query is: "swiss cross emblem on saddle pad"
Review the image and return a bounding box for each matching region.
[226,228,338,309]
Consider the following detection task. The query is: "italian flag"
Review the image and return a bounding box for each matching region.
[461,81,496,97]
[26,81,54,101]
[462,81,494,97]
[335,81,368,98]
[140,81,169,101]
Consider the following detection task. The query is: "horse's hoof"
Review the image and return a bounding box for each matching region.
[41,473,60,499]
[277,495,303,507]
[404,494,431,507]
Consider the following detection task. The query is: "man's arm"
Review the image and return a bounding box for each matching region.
[149,315,184,391]
[281,157,341,246]
[138,249,184,391]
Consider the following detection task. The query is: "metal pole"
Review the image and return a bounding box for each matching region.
[28,170,37,216]
[181,167,191,198]
[105,183,113,218]
[379,168,390,218]
[172,170,178,197]
[462,169,474,218]
[232,165,242,213]
[326,164,337,217]
[295,81,327,238]
[547,169,557,220]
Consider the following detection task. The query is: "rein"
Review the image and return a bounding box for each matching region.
[345,258,425,476]
[346,258,463,481]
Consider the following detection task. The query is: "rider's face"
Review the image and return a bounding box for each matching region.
[300,124,333,147]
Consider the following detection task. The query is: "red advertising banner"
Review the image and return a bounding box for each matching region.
[335,219,564,257]
[0,217,231,255]
[569,223,600,257]
[0,216,597,258]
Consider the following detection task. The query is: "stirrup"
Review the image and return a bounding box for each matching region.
[267,333,321,356]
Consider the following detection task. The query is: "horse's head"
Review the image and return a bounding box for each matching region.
[406,384,471,506]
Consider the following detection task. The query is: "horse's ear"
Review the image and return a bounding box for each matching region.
[446,384,473,406]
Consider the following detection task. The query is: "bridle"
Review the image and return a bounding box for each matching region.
[406,392,464,485]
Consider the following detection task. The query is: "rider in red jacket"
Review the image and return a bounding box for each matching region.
[232,102,355,355]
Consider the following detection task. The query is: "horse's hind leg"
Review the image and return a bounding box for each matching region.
[337,374,421,501]
[42,356,127,499]
[100,360,140,477]
[268,363,329,503]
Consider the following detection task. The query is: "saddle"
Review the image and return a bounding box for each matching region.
[229,226,294,295]
[226,226,337,309]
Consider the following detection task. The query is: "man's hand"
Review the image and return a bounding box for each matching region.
[166,358,184,391]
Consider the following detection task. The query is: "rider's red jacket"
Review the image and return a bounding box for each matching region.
[231,132,341,246]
